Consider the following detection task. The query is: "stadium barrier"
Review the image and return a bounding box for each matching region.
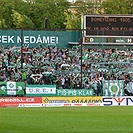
[0,97,42,107]
[0,96,133,107]
[0,81,133,107]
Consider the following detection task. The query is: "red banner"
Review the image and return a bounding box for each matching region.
[0,97,42,107]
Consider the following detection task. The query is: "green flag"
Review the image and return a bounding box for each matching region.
[0,82,24,96]
[102,80,124,96]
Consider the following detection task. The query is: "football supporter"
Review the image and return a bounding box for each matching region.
[0,45,132,96]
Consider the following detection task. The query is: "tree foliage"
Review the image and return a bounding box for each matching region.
[0,19,7,28]
[64,12,80,29]
[19,0,70,29]
[64,0,94,29]
[100,0,133,14]
[11,10,35,29]
[0,0,70,29]
[0,0,132,29]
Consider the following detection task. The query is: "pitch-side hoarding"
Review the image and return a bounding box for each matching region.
[0,97,42,107]
[0,97,133,107]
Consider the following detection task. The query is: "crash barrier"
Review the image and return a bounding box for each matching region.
[0,96,133,107]
[0,80,132,97]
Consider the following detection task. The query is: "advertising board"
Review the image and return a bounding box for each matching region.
[0,97,42,107]
[42,97,102,105]
[1,96,133,107]
[102,96,133,106]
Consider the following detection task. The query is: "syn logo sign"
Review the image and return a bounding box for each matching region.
[102,97,133,106]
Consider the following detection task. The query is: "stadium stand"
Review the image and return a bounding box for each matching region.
[0,44,133,96]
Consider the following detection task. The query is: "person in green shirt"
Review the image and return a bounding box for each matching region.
[18,69,27,82]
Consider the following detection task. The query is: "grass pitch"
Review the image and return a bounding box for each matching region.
[0,107,133,133]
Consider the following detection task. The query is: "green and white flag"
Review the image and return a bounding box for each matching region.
[102,80,124,96]
[0,82,24,96]
[26,85,56,96]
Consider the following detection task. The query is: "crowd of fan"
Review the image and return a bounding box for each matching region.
[0,44,133,95]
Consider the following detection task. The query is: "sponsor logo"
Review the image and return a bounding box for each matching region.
[19,104,23,107]
[86,103,101,106]
[0,97,42,107]
[43,97,70,103]
[19,104,45,107]
[103,97,133,106]
[63,104,72,106]
[73,104,82,106]
[72,99,102,103]
[0,98,35,103]
[45,103,62,107]
[43,97,102,104]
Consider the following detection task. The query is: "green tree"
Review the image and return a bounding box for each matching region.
[24,0,70,29]
[11,10,35,29]
[64,0,94,29]
[64,12,80,29]
[0,19,7,28]
[101,0,133,14]
[73,0,94,14]
[0,0,14,28]
[0,0,132,29]
[0,0,29,28]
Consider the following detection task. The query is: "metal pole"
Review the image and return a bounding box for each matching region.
[81,38,83,89]
[79,36,83,89]
[21,29,23,69]
[44,18,48,29]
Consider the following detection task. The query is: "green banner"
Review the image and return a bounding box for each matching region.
[56,89,94,96]
[0,30,80,48]
[102,80,125,96]
[26,85,56,96]
[0,82,24,96]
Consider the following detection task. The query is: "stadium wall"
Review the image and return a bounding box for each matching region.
[0,30,80,48]
[0,29,132,49]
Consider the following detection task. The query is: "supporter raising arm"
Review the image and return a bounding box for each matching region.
[30,73,43,85]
